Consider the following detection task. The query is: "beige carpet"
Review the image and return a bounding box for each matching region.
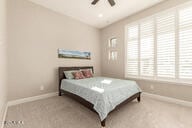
[4,95,192,128]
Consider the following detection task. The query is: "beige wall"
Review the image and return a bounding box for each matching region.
[0,0,7,121]
[7,0,101,100]
[101,0,192,102]
[6,0,192,102]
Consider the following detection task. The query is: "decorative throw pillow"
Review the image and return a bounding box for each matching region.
[72,71,85,79]
[82,70,93,78]
[64,70,79,79]
[80,68,93,74]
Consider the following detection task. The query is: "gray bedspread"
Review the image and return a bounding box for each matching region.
[61,77,141,121]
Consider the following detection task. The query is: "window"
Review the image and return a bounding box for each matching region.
[109,51,118,60]
[109,38,117,48]
[140,19,154,77]
[126,25,139,75]
[156,12,176,79]
[108,38,118,61]
[179,6,192,80]
[125,2,192,84]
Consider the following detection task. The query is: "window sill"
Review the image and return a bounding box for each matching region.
[125,76,192,86]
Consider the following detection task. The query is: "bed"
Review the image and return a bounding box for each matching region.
[58,66,141,127]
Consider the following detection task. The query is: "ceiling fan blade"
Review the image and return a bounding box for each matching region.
[108,0,115,6]
[91,0,100,5]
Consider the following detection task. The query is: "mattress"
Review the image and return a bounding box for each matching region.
[61,77,141,121]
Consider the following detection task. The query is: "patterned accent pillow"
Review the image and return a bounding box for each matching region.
[72,71,85,79]
[80,68,93,74]
[82,70,93,78]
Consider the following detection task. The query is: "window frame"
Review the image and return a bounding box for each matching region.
[125,1,192,85]
[109,50,118,61]
[108,37,118,61]
[109,38,117,48]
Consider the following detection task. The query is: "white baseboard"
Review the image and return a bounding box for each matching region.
[143,92,192,107]
[6,92,192,108]
[1,103,8,128]
[8,92,58,107]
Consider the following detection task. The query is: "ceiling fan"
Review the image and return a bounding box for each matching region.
[91,0,116,7]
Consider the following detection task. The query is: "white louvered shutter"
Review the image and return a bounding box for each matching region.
[127,25,139,76]
[179,6,192,79]
[156,12,176,78]
[140,19,154,77]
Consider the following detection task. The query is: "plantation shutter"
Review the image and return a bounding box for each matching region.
[126,25,139,76]
[156,12,176,78]
[179,6,192,79]
[140,19,154,77]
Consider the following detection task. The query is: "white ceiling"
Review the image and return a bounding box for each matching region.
[28,0,164,28]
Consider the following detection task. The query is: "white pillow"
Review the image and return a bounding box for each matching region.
[64,70,79,79]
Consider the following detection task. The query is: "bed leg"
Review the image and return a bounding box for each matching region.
[137,95,141,102]
[101,119,106,127]
[59,91,62,96]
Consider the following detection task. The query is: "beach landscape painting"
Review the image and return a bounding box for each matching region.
[58,49,91,59]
